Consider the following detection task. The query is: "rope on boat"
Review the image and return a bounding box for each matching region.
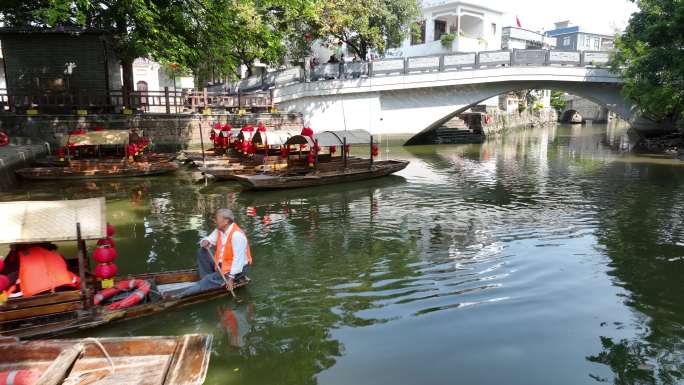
[62,338,116,385]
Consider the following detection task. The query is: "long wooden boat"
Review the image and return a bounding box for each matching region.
[16,161,179,180]
[234,160,410,190]
[0,334,212,385]
[33,154,175,168]
[0,268,250,339]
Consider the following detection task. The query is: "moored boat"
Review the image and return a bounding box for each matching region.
[18,129,178,181]
[235,160,409,190]
[0,334,212,385]
[0,198,249,339]
[16,161,179,180]
[233,129,410,190]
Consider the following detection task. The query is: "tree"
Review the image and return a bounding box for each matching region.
[308,0,421,59]
[612,0,684,129]
[550,90,567,114]
[0,0,198,94]
[0,0,311,89]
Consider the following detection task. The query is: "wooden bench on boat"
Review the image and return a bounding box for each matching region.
[0,334,212,385]
[0,198,249,339]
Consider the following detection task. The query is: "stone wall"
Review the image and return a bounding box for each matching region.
[483,108,558,135]
[0,112,304,151]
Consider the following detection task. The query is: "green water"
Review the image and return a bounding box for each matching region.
[1,123,683,385]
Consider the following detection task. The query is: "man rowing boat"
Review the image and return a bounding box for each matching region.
[179,208,252,297]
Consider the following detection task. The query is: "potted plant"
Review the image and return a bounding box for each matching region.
[441,33,455,49]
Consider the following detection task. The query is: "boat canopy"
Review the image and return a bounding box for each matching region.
[284,129,373,147]
[63,130,134,147]
[0,197,107,244]
[252,130,299,146]
[237,130,255,141]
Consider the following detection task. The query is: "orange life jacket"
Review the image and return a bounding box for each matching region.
[214,224,252,275]
[18,246,80,297]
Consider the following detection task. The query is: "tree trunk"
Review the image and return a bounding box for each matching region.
[121,57,135,107]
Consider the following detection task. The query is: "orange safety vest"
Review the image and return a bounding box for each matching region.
[18,246,80,297]
[214,224,252,275]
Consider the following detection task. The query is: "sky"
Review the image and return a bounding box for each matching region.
[482,0,639,35]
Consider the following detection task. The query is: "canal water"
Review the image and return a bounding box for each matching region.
[1,123,683,385]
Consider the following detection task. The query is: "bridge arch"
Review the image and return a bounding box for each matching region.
[273,66,661,139]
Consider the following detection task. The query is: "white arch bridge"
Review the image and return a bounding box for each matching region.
[257,49,659,142]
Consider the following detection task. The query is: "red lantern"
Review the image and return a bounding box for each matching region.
[106,223,115,237]
[345,144,351,154]
[214,122,222,130]
[57,147,66,161]
[307,152,315,168]
[301,127,314,137]
[0,274,9,291]
[280,147,289,158]
[97,237,116,247]
[222,123,232,131]
[371,144,379,157]
[92,245,117,263]
[329,145,337,154]
[257,122,267,132]
[95,263,118,279]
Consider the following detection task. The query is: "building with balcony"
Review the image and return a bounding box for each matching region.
[544,21,615,51]
[501,27,556,50]
[386,0,504,58]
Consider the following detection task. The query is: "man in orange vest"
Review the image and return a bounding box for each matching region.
[179,208,252,297]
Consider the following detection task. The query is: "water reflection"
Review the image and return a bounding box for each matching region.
[1,123,683,385]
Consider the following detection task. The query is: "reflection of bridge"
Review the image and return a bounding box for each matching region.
[243,49,657,140]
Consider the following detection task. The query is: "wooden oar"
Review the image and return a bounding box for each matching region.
[205,246,239,301]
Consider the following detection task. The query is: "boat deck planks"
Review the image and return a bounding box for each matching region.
[0,334,212,385]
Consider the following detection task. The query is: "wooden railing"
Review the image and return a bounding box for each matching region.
[0,87,273,114]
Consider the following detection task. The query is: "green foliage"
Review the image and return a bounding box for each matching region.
[440,33,455,49]
[309,0,421,59]
[550,90,567,114]
[0,0,312,86]
[612,0,684,127]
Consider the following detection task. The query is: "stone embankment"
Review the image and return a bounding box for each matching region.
[483,108,558,135]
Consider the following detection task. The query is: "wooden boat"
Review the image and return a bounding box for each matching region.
[0,334,212,385]
[16,161,179,180]
[33,153,175,168]
[234,159,409,190]
[0,198,250,339]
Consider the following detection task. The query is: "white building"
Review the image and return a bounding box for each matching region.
[387,0,504,58]
[131,58,194,92]
[501,27,556,50]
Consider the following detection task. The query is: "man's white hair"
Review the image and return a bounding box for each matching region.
[215,208,235,222]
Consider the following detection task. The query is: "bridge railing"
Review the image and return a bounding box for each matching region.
[231,49,613,92]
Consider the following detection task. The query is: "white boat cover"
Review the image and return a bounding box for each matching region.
[284,129,373,147]
[0,197,107,244]
[252,130,299,146]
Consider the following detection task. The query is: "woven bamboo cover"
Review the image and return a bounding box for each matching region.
[0,197,106,244]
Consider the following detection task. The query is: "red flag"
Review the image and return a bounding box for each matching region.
[516,15,522,28]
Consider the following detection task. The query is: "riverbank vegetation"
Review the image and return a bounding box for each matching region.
[0,0,420,87]
[613,0,684,132]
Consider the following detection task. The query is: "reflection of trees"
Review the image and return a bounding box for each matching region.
[586,336,683,385]
[589,160,684,384]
